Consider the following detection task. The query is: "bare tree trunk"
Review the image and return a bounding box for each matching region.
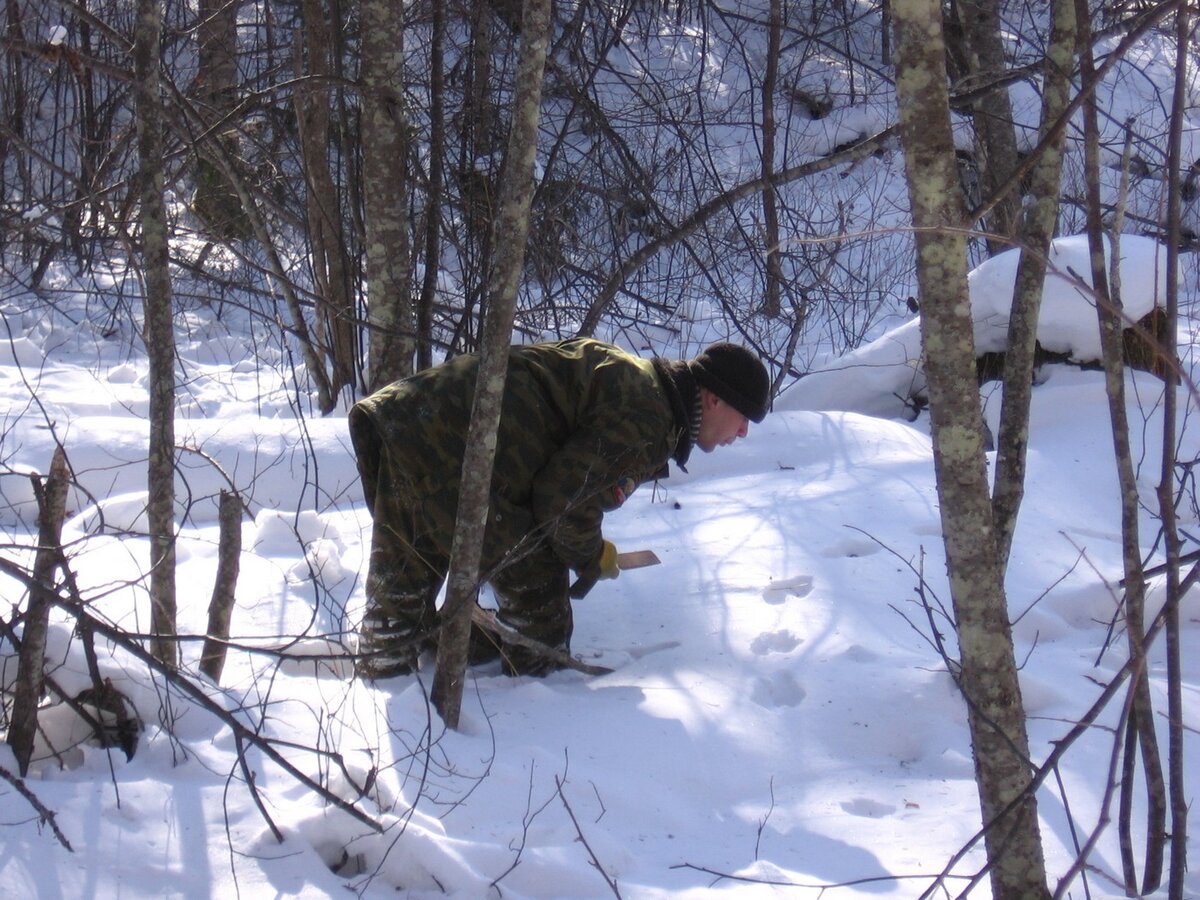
[135,0,178,668]
[1075,5,1166,890]
[2,0,28,213]
[891,1,1049,895]
[992,0,1076,568]
[881,0,891,65]
[295,0,356,397]
[1160,8,1190,894]
[957,0,1022,252]
[759,0,783,319]
[416,0,446,372]
[200,490,242,683]
[192,0,248,238]
[450,0,497,355]
[196,0,239,123]
[62,0,102,268]
[7,448,69,775]
[432,0,552,728]
[360,0,415,389]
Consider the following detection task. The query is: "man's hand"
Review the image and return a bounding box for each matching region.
[597,539,620,580]
[569,540,620,598]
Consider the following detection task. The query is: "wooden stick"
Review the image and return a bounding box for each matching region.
[469,607,613,676]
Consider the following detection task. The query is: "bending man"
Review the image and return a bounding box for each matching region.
[348,338,770,678]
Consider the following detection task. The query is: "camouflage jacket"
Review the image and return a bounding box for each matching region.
[349,339,698,577]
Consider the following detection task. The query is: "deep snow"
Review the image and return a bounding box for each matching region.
[0,236,1197,898]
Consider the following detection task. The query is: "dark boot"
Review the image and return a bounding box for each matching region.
[355,606,434,680]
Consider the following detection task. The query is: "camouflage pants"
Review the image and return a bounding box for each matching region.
[360,438,573,676]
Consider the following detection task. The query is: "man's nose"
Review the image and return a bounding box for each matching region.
[737,418,749,438]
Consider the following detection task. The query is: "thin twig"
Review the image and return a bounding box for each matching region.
[235,733,283,842]
[555,768,621,899]
[671,861,973,892]
[490,757,557,892]
[754,776,775,861]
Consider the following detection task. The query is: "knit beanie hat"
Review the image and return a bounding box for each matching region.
[689,342,770,423]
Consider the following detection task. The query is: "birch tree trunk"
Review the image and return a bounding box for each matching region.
[891,1,1048,894]
[432,0,552,728]
[361,0,415,390]
[135,0,178,668]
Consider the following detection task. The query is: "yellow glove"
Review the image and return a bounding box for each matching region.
[568,540,620,599]
[598,539,620,580]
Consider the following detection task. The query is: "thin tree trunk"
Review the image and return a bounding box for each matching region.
[64,0,101,267]
[958,0,1022,252]
[881,0,891,65]
[891,1,1049,895]
[992,0,1076,568]
[432,0,552,728]
[759,0,783,319]
[3,0,28,211]
[1157,4,1188,895]
[452,0,496,355]
[1075,4,1166,890]
[416,0,446,372]
[295,0,356,396]
[192,0,248,238]
[361,0,415,389]
[200,490,242,683]
[135,0,178,668]
[197,0,238,105]
[7,448,69,775]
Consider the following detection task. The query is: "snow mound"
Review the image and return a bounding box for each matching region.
[781,234,1172,419]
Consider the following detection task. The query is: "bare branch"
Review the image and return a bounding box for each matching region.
[0,763,74,851]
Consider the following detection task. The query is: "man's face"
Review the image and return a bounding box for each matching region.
[696,389,750,452]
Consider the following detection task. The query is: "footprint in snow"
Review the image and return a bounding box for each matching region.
[750,630,801,655]
[840,797,896,819]
[761,574,814,605]
[751,671,806,708]
[837,644,879,664]
[821,538,880,559]
[626,640,682,660]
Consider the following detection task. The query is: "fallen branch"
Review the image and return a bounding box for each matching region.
[470,607,613,676]
[0,763,73,851]
[670,861,972,892]
[0,556,384,835]
[8,447,70,775]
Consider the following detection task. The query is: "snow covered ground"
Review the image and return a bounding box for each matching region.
[0,236,1197,897]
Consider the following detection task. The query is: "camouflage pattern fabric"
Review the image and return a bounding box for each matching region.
[349,338,688,675]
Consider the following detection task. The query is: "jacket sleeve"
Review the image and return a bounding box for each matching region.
[530,396,672,572]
